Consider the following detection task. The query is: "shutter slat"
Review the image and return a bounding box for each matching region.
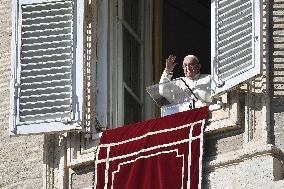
[21,85,70,93]
[21,59,71,67]
[21,87,70,98]
[219,21,252,38]
[218,54,252,73]
[22,48,71,57]
[22,66,70,73]
[21,98,70,106]
[219,60,252,79]
[20,111,70,121]
[22,23,72,32]
[20,92,70,99]
[22,40,71,47]
[218,0,242,12]
[20,108,70,118]
[21,79,70,86]
[22,37,72,47]
[20,105,70,112]
[23,16,72,26]
[22,46,71,54]
[20,98,70,107]
[22,32,72,39]
[218,5,251,25]
[20,111,70,120]
[218,0,231,5]
[22,7,72,15]
[22,2,72,12]
[22,14,72,22]
[21,53,71,60]
[22,48,72,58]
[218,34,251,52]
[219,46,251,64]
[22,0,72,8]
[22,27,71,34]
[21,72,71,80]
[219,27,251,43]
[219,14,252,31]
[219,42,251,61]
[219,1,251,18]
[22,21,71,28]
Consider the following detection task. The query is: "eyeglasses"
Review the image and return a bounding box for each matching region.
[182,64,198,69]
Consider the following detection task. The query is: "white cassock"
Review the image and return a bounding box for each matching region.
[159,70,212,110]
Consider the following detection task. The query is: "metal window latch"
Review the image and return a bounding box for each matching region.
[61,117,72,124]
[14,82,20,98]
[217,80,225,88]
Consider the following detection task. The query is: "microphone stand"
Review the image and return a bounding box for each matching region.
[180,78,198,109]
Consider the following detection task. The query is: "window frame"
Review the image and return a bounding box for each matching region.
[105,0,154,128]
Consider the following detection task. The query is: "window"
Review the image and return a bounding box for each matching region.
[10,0,84,134]
[121,0,143,125]
[106,0,153,127]
[161,0,210,78]
[159,0,262,96]
[152,0,262,132]
[92,0,154,130]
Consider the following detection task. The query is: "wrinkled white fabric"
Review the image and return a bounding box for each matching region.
[159,69,212,108]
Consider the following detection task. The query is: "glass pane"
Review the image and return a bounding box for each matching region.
[123,0,140,35]
[124,89,142,125]
[123,28,140,97]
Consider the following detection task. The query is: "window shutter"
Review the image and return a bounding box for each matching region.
[10,0,84,135]
[211,0,262,95]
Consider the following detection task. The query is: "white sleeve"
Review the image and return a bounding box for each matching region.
[158,69,173,103]
[159,69,173,84]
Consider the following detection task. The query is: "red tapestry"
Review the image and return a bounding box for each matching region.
[95,106,208,189]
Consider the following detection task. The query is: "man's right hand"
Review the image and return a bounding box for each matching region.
[165,54,177,74]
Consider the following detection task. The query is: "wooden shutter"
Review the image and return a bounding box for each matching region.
[211,0,262,95]
[10,0,84,134]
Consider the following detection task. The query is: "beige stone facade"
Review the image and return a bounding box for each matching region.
[0,0,284,189]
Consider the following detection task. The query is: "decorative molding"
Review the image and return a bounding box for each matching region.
[204,144,283,170]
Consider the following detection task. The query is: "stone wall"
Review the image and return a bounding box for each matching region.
[204,155,284,188]
[203,0,284,188]
[271,0,284,153]
[1,0,284,188]
[0,0,44,188]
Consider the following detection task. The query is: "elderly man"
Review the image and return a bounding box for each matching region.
[159,54,212,108]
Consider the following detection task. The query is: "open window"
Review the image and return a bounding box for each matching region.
[151,0,262,133]
[161,0,211,79]
[155,0,262,96]
[10,0,84,135]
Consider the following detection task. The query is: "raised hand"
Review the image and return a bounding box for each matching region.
[165,54,177,74]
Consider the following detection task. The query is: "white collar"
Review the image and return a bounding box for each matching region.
[186,73,200,81]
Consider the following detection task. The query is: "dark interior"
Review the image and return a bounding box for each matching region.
[162,0,211,79]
